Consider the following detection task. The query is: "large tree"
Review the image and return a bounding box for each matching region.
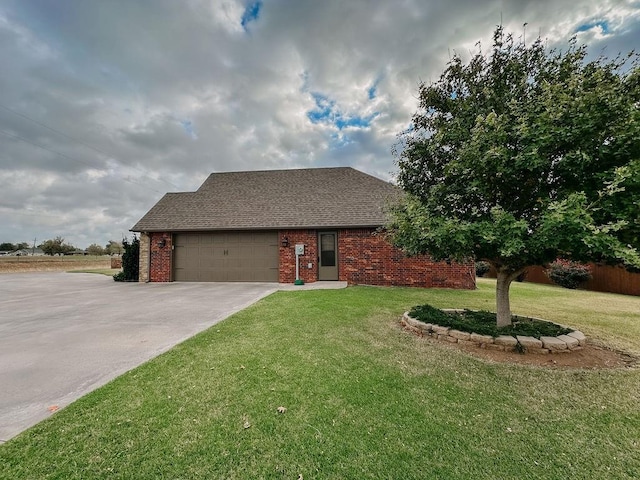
[39,236,75,256]
[390,26,640,327]
[105,240,124,255]
[86,243,105,256]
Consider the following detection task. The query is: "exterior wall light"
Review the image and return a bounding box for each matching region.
[281,236,289,248]
[157,238,166,248]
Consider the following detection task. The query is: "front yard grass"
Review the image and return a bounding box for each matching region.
[1,279,639,479]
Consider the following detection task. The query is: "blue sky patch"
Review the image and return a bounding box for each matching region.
[241,1,263,30]
[367,76,383,99]
[307,91,378,130]
[576,20,610,35]
[307,92,334,123]
[335,114,377,130]
[367,83,377,100]
[180,120,197,140]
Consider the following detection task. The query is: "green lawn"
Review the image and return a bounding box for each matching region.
[67,268,122,276]
[1,280,639,479]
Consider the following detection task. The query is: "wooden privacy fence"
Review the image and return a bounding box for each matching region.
[486,264,640,296]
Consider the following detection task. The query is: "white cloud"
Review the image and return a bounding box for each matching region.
[0,0,638,246]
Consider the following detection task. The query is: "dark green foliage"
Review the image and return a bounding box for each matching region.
[600,159,640,250]
[409,304,572,338]
[546,260,592,289]
[392,26,640,269]
[0,242,16,251]
[39,236,75,256]
[113,236,139,282]
[85,243,105,256]
[390,25,640,326]
[408,304,451,325]
[475,261,491,277]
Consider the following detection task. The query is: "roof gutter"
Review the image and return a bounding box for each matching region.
[130,224,387,233]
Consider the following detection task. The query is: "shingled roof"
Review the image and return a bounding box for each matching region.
[131,167,401,232]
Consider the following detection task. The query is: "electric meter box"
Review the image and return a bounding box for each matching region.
[295,244,305,255]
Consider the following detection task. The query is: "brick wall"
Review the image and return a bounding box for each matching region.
[278,230,318,283]
[276,227,475,289]
[149,232,172,282]
[338,228,475,289]
[143,228,474,288]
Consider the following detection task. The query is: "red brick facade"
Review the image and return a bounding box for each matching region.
[278,230,318,284]
[143,228,475,289]
[337,228,475,288]
[149,232,172,282]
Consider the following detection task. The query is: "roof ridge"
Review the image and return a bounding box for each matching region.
[204,166,355,176]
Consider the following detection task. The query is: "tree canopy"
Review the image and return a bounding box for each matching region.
[105,240,124,255]
[0,242,29,251]
[86,243,105,256]
[39,237,76,256]
[390,26,640,326]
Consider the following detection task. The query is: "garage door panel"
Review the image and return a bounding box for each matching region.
[210,258,226,270]
[184,235,199,245]
[237,257,253,269]
[174,232,278,282]
[200,235,214,245]
[174,247,188,264]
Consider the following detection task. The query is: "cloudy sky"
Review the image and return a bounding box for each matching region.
[1,0,639,248]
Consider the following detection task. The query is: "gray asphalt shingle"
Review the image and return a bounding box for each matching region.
[131,167,400,232]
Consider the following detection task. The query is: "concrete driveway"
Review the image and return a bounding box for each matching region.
[0,273,279,442]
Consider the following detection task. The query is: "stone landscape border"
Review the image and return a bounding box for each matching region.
[401,309,587,354]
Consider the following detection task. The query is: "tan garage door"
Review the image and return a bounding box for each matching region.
[173,231,279,282]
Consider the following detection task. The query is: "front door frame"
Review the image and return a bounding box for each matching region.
[317,231,339,281]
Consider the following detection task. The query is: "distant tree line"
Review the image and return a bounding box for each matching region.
[85,240,124,256]
[0,242,30,251]
[0,238,124,255]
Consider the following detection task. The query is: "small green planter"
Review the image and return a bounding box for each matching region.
[294,279,305,285]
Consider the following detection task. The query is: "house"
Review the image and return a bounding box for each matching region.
[131,167,475,288]
[11,248,45,256]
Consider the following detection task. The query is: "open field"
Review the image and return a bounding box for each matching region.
[0,255,111,273]
[1,280,639,478]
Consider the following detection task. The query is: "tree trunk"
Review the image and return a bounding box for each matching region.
[495,270,513,328]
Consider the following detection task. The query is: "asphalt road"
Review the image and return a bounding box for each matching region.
[0,273,278,442]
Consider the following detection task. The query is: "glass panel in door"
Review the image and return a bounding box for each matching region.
[318,232,338,280]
